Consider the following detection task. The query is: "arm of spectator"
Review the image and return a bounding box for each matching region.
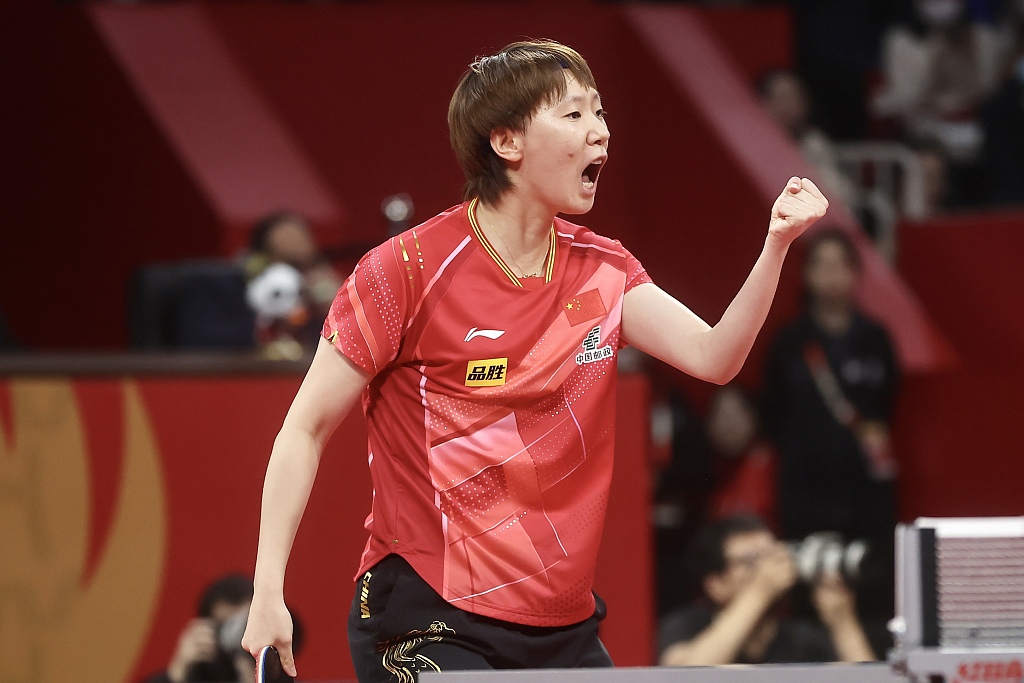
[241,337,370,677]
[971,24,1003,104]
[659,590,770,666]
[660,544,797,666]
[873,28,931,117]
[166,618,217,683]
[812,573,877,662]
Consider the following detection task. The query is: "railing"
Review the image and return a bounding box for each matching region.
[834,142,928,264]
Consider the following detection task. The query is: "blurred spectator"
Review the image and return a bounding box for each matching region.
[705,386,778,527]
[144,574,253,683]
[873,0,1004,162]
[244,212,342,356]
[762,229,899,544]
[758,69,857,206]
[790,0,898,141]
[658,515,875,666]
[143,573,303,683]
[980,19,1024,204]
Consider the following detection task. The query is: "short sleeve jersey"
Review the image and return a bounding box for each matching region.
[323,200,652,627]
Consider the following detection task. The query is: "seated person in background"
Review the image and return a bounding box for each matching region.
[705,385,777,527]
[658,515,875,666]
[144,573,303,683]
[245,211,343,351]
[872,0,1003,162]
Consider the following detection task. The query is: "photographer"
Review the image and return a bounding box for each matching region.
[658,515,875,666]
[143,574,302,683]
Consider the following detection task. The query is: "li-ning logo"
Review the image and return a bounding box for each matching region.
[953,659,1023,683]
[465,358,508,386]
[576,326,614,365]
[464,327,505,342]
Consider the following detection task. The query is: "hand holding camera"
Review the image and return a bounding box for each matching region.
[812,571,859,629]
[749,542,800,603]
[167,619,218,683]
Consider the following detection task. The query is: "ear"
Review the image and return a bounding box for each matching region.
[489,127,523,163]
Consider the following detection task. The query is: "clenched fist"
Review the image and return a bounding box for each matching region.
[769,177,829,245]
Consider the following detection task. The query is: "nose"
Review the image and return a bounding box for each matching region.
[589,114,610,146]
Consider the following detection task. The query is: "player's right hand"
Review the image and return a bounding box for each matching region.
[767,176,829,246]
[241,595,297,678]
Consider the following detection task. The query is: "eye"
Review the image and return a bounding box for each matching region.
[567,111,582,120]
[596,109,608,120]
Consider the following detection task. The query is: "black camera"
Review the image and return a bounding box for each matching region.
[183,610,251,682]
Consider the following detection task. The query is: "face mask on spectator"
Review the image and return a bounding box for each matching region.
[917,0,964,26]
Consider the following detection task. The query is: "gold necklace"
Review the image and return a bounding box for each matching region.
[483,216,545,279]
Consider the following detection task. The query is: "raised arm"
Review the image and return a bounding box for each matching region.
[622,177,828,384]
[813,573,877,662]
[661,543,798,666]
[241,337,370,677]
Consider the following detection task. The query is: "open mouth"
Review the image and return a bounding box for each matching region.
[582,157,606,190]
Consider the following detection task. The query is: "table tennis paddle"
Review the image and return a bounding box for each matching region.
[256,645,294,683]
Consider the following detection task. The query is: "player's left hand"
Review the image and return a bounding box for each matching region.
[768,177,829,245]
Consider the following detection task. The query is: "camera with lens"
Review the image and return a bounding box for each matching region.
[217,609,250,659]
[788,532,873,584]
[183,610,251,682]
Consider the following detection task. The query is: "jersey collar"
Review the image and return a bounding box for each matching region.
[467,198,556,288]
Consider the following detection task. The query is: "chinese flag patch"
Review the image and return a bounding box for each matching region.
[563,289,607,327]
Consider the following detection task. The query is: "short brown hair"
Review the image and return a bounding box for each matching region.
[448,40,598,205]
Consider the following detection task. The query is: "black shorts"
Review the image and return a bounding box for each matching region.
[348,555,613,682]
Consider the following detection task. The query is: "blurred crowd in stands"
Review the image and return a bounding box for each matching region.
[121,212,351,358]
[4,0,1022,355]
[653,226,899,664]
[744,0,1024,221]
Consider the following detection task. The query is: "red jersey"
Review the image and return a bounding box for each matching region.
[323,200,651,626]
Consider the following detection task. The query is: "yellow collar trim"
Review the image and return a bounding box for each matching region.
[467,198,556,287]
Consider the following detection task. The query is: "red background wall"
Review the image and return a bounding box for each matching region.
[896,211,1024,519]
